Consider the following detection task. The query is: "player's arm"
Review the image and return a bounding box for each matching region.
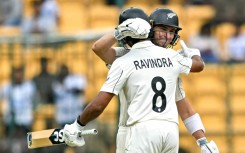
[63,60,124,147]
[92,32,117,65]
[92,18,150,65]
[177,48,204,73]
[175,78,197,134]
[177,99,219,153]
[176,96,205,139]
[190,55,205,72]
[62,91,114,147]
[178,40,205,72]
[176,78,219,152]
[78,91,114,125]
[177,98,199,135]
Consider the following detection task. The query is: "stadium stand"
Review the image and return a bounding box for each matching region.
[87,5,119,29]
[58,1,88,33]
[214,22,236,53]
[233,135,245,153]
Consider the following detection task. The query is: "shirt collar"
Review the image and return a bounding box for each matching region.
[131,40,155,49]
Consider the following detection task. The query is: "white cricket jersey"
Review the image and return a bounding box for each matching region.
[101,41,192,126]
[113,47,186,126]
[114,47,187,103]
[113,47,130,127]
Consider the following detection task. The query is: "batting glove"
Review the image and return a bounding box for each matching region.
[114,18,151,40]
[177,48,201,58]
[63,119,85,147]
[197,137,219,153]
[179,40,201,58]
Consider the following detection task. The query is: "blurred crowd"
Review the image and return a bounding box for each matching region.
[0,57,89,153]
[188,21,245,64]
[0,56,116,153]
[0,0,59,35]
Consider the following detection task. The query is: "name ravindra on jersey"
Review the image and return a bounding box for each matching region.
[133,58,173,70]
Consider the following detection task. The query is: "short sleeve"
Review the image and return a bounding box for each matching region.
[114,47,129,57]
[106,47,129,70]
[176,53,192,75]
[100,60,126,95]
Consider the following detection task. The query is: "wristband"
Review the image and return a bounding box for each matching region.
[77,115,86,127]
[183,113,205,135]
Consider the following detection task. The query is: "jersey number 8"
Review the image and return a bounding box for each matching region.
[151,76,166,113]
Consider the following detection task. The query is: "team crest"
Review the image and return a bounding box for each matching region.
[167,13,176,19]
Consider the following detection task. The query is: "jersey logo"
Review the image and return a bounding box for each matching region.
[167,13,176,19]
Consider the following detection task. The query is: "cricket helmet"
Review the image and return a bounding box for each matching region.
[149,8,182,46]
[118,7,150,46]
[119,7,150,24]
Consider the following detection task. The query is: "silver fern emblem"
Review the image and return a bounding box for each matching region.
[167,13,176,19]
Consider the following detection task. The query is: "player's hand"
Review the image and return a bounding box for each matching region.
[114,18,151,40]
[177,48,201,58]
[197,137,219,153]
[179,40,201,58]
[63,120,85,147]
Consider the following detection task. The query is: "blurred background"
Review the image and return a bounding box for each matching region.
[0,0,245,153]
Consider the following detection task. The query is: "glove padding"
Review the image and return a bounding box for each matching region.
[114,18,151,40]
[63,120,85,147]
[197,137,219,153]
[177,48,201,58]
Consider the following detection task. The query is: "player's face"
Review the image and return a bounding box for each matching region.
[153,25,176,48]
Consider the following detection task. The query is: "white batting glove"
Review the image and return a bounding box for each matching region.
[197,137,219,153]
[179,40,201,58]
[114,18,151,40]
[177,48,201,58]
[177,49,186,57]
[63,119,85,147]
